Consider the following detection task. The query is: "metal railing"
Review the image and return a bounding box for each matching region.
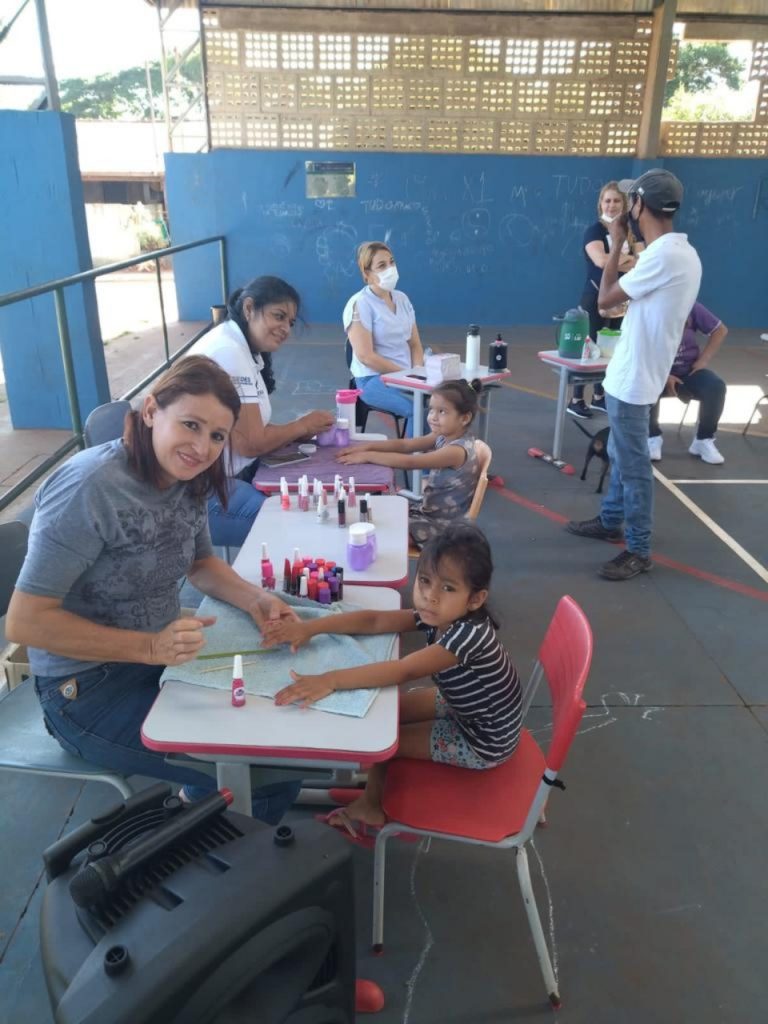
[0,235,227,513]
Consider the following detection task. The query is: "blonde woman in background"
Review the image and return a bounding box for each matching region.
[342,241,424,436]
[569,181,642,420]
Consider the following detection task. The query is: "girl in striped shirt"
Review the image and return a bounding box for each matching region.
[266,523,522,840]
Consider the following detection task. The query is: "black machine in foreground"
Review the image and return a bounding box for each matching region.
[40,784,355,1024]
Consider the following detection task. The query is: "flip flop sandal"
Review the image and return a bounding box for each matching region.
[315,809,419,846]
[314,808,358,837]
[314,809,378,849]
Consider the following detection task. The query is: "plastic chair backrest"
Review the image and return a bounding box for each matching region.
[467,440,492,521]
[538,595,591,771]
[84,401,132,448]
[0,522,28,618]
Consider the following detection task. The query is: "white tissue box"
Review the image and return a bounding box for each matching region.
[425,352,462,386]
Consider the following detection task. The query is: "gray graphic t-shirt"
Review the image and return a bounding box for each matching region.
[408,435,479,546]
[16,440,213,678]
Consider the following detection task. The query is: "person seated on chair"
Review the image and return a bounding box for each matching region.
[192,276,335,546]
[265,524,522,842]
[647,302,727,465]
[569,181,642,420]
[5,357,302,824]
[337,379,482,549]
[343,241,424,437]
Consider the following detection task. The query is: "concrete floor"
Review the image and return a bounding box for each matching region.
[1,319,767,1023]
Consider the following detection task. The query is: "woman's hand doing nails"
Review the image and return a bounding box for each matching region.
[148,616,217,666]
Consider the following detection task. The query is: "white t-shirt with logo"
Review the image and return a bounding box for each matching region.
[191,319,272,475]
[603,232,702,405]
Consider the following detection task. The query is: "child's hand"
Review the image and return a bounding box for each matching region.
[274,669,335,707]
[261,619,311,652]
[336,444,368,457]
[337,450,375,465]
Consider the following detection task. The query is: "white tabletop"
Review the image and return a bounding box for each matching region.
[537,349,609,372]
[235,493,409,588]
[141,585,401,768]
[381,364,510,391]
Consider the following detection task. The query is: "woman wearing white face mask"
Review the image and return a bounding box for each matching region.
[342,241,424,436]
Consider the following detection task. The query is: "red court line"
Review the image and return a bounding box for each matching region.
[496,485,768,604]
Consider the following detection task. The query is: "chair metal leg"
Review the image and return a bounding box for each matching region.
[516,845,561,1008]
[106,774,135,799]
[742,393,767,437]
[372,825,397,952]
[677,399,696,436]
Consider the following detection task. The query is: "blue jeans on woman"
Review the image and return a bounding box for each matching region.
[600,393,654,559]
[207,477,266,548]
[355,374,414,437]
[35,663,301,824]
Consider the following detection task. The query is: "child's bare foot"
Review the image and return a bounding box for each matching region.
[330,796,386,831]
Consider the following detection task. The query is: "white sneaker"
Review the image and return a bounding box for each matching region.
[647,436,663,461]
[760,333,768,342]
[689,438,725,465]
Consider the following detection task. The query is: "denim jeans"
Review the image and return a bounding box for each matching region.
[649,367,726,441]
[601,393,654,559]
[355,374,414,437]
[207,478,267,547]
[35,663,300,824]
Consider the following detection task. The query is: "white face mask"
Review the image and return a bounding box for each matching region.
[374,264,399,292]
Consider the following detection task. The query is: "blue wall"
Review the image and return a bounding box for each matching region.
[165,150,768,329]
[0,111,109,429]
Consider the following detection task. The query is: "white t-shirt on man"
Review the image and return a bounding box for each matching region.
[191,319,272,475]
[603,232,702,405]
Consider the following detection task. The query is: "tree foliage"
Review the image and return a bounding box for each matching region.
[60,57,201,120]
[665,43,744,103]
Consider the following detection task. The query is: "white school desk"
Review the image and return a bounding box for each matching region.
[537,350,609,461]
[380,364,510,494]
[238,493,410,588]
[141,585,401,816]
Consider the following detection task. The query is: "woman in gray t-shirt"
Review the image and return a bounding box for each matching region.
[6,356,301,823]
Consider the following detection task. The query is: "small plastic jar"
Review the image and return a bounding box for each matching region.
[335,418,350,446]
[316,426,337,446]
[359,522,377,558]
[347,523,374,570]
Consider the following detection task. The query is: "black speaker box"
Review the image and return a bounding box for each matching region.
[40,785,355,1024]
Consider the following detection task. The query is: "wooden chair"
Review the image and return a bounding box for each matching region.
[407,439,492,558]
[370,596,593,1009]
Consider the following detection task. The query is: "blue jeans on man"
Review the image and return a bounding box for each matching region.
[600,393,654,558]
[35,662,301,823]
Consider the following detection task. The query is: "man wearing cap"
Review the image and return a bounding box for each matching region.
[566,168,702,580]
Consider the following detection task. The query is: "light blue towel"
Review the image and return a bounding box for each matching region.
[159,594,397,718]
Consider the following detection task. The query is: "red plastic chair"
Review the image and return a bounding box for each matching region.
[371,595,592,1010]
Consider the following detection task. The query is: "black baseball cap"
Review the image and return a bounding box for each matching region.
[618,168,683,213]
